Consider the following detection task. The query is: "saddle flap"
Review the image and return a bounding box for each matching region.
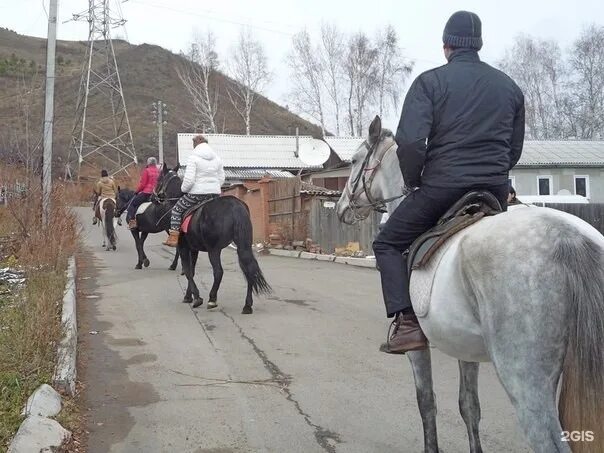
[136,202,151,216]
[182,215,193,234]
[407,190,503,274]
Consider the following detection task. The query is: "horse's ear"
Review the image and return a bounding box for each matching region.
[174,162,181,172]
[162,162,168,173]
[369,115,382,141]
[117,185,121,192]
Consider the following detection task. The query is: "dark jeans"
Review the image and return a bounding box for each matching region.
[126,192,151,222]
[373,183,509,318]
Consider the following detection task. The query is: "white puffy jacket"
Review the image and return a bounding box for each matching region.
[181,143,225,194]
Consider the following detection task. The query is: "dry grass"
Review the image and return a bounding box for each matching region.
[0,176,79,451]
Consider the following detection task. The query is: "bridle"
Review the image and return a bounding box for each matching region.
[345,138,404,218]
[154,171,181,202]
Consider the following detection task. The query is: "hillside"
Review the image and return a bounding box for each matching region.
[0,27,321,172]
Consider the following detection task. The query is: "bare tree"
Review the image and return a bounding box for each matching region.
[286,30,326,135]
[344,32,379,136]
[176,31,220,133]
[374,25,414,118]
[499,35,567,139]
[568,24,604,139]
[318,23,345,135]
[227,28,271,135]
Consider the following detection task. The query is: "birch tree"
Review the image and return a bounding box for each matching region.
[286,30,326,135]
[344,32,379,136]
[177,31,220,133]
[227,28,271,135]
[374,25,414,118]
[568,24,604,138]
[319,23,345,135]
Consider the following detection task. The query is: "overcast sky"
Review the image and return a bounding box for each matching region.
[3,0,604,132]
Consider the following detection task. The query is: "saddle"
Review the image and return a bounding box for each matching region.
[407,191,503,275]
[181,196,219,234]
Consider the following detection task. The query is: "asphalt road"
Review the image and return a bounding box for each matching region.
[76,208,529,453]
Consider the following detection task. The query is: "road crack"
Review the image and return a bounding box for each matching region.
[220,310,342,453]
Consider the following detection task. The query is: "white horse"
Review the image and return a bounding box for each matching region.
[95,197,118,251]
[337,116,604,453]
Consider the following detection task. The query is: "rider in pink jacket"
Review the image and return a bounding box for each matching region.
[127,157,160,229]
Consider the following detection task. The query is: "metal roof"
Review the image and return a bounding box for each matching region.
[323,138,604,167]
[177,133,317,169]
[517,141,604,167]
[323,136,365,161]
[224,169,294,180]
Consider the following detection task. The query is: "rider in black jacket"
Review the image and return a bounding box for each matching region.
[374,10,525,354]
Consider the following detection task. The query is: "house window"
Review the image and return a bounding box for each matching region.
[574,175,590,198]
[537,176,553,195]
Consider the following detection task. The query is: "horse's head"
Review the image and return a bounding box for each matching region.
[116,186,135,216]
[336,115,402,224]
[155,164,183,202]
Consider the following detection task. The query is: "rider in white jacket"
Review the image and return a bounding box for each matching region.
[163,135,225,247]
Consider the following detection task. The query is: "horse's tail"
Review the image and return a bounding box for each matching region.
[556,233,604,453]
[232,201,271,295]
[104,200,117,246]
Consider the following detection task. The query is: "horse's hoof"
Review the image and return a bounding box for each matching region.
[182,297,192,304]
[207,301,217,310]
[143,258,150,268]
[181,270,185,276]
[112,245,116,251]
[134,264,142,270]
[169,265,176,271]
[192,297,204,308]
[241,305,253,315]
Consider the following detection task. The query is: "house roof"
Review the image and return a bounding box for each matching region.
[323,136,365,161]
[517,141,604,167]
[322,137,604,167]
[224,169,294,180]
[177,133,317,169]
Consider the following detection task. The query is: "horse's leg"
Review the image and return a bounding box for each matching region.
[458,361,482,453]
[169,244,179,271]
[489,351,568,453]
[131,230,143,269]
[407,349,439,453]
[189,250,203,308]
[140,232,150,268]
[207,249,223,310]
[180,246,193,304]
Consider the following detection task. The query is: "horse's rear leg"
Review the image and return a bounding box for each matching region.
[407,349,439,453]
[206,249,223,310]
[180,247,193,304]
[489,341,569,452]
[187,250,203,308]
[459,361,482,453]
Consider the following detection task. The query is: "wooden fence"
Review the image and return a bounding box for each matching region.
[309,198,381,253]
[545,203,604,234]
[267,178,309,241]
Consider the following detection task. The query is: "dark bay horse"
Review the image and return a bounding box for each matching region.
[156,167,271,314]
[116,177,179,270]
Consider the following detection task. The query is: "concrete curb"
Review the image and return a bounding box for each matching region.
[268,249,376,269]
[53,256,77,396]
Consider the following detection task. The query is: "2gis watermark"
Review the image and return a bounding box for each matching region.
[561,431,595,442]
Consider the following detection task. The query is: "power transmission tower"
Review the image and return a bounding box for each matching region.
[66,0,137,180]
[151,101,167,165]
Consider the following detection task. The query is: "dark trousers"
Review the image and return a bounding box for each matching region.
[373,183,509,318]
[126,193,151,222]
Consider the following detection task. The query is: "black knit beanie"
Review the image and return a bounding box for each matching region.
[442,11,483,50]
[101,169,108,177]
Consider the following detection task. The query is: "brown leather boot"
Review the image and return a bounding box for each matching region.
[163,229,180,247]
[379,312,428,354]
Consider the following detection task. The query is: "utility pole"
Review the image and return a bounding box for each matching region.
[42,0,58,225]
[152,101,167,164]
